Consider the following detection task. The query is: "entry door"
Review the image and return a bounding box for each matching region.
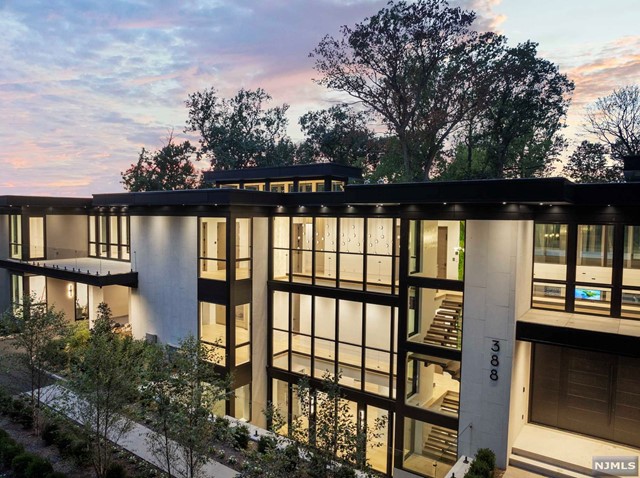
[437,227,448,279]
[531,344,640,448]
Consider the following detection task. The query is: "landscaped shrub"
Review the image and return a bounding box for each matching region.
[257,434,276,454]
[0,440,24,467]
[45,472,68,478]
[11,452,38,478]
[475,448,496,471]
[0,428,9,441]
[105,462,128,478]
[0,390,12,415]
[467,458,492,478]
[212,416,231,442]
[282,443,300,472]
[231,424,250,450]
[69,438,91,465]
[42,421,60,446]
[42,338,68,372]
[334,465,357,478]
[54,430,74,456]
[25,456,54,478]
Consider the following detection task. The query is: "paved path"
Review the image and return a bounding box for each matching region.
[39,384,238,478]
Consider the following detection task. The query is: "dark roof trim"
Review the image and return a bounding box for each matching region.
[346,177,574,205]
[0,260,138,288]
[92,188,284,207]
[0,196,91,208]
[203,163,363,183]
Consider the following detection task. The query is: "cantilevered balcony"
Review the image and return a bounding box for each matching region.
[0,247,137,288]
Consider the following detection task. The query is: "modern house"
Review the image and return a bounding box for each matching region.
[1,163,639,478]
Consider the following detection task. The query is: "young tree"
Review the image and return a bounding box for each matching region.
[68,303,147,478]
[121,132,200,191]
[297,104,381,172]
[311,0,502,180]
[562,140,623,183]
[144,335,230,478]
[0,293,67,432]
[185,87,295,170]
[585,85,640,158]
[289,372,387,478]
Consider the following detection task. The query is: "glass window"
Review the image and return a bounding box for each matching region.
[9,214,22,259]
[367,406,389,474]
[532,282,566,311]
[271,379,289,434]
[407,287,463,350]
[315,217,337,286]
[235,218,251,280]
[244,183,264,191]
[235,304,251,366]
[10,274,23,305]
[292,217,313,282]
[199,218,227,280]
[314,296,335,340]
[273,291,289,331]
[339,300,362,345]
[339,217,364,290]
[622,289,640,319]
[28,275,46,303]
[75,283,89,321]
[409,220,464,280]
[405,354,460,417]
[534,224,568,281]
[200,301,226,366]
[574,286,611,316]
[577,225,613,284]
[403,418,457,478]
[29,216,45,259]
[233,384,251,421]
[623,226,640,287]
[99,216,108,257]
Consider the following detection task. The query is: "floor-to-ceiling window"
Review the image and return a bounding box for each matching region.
[9,214,22,259]
[199,217,227,280]
[89,214,130,260]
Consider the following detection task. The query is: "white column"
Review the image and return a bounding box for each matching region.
[251,217,269,428]
[459,220,533,468]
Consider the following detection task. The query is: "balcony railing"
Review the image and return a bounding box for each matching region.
[7,247,135,276]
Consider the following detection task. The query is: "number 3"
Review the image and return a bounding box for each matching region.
[491,340,500,352]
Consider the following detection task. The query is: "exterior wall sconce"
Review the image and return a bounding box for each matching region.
[67,283,74,298]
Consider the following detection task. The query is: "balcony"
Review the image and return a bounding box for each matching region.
[0,247,138,288]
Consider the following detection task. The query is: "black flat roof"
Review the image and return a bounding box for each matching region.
[204,163,363,183]
[0,196,91,208]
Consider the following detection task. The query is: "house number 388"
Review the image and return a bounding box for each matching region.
[490,340,500,381]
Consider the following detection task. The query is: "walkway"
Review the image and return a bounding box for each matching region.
[38,384,238,478]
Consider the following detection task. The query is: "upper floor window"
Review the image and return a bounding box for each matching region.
[409,220,465,281]
[199,217,227,280]
[9,214,22,259]
[534,223,568,281]
[89,215,130,261]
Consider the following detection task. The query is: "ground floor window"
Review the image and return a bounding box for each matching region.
[402,417,457,478]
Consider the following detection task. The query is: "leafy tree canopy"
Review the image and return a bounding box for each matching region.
[185,87,295,170]
[562,140,623,183]
[121,133,199,192]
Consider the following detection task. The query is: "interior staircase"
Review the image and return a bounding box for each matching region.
[440,390,460,414]
[423,425,458,465]
[424,295,463,349]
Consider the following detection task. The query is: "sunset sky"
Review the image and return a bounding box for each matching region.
[1,0,638,196]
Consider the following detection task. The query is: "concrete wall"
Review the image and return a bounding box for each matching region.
[0,214,10,313]
[46,278,76,322]
[45,215,88,258]
[459,220,533,468]
[129,215,198,345]
[251,217,268,427]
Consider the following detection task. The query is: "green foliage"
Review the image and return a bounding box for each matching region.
[1,439,24,467]
[231,424,250,450]
[121,132,200,192]
[45,472,68,478]
[11,452,38,478]
[143,336,231,478]
[67,302,147,478]
[297,104,381,171]
[465,448,496,478]
[257,434,276,454]
[25,456,54,478]
[0,293,68,433]
[312,0,503,180]
[562,140,623,183]
[185,87,295,170]
[41,421,60,446]
[212,416,231,442]
[105,462,128,478]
